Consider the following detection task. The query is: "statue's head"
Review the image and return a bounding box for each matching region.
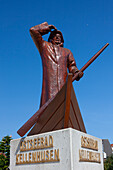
[48,30,64,47]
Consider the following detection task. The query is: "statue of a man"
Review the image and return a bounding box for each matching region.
[30,22,83,107]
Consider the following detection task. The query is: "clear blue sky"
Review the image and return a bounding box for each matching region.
[0,0,113,143]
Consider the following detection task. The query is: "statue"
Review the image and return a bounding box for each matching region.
[30,22,83,107]
[17,22,109,137]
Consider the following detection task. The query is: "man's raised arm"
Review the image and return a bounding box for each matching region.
[30,22,56,51]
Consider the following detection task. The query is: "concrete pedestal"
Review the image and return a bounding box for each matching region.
[10,128,104,170]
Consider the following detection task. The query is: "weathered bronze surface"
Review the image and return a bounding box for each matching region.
[17,22,109,137]
[30,22,83,107]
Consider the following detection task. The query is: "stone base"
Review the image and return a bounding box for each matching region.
[10,128,104,170]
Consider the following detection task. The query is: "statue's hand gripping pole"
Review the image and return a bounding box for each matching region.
[72,43,109,82]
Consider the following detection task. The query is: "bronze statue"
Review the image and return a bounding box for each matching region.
[30,22,83,107]
[17,24,109,136]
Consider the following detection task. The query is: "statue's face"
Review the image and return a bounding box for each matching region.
[52,34,62,45]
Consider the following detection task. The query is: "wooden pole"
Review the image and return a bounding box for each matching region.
[64,74,72,128]
[72,43,109,82]
[17,96,55,137]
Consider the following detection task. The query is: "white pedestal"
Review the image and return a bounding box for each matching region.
[10,128,104,170]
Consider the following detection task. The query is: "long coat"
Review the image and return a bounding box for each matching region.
[30,22,79,107]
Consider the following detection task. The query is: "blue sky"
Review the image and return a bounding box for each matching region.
[0,0,113,143]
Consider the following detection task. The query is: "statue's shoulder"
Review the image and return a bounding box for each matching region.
[41,40,51,47]
[62,47,72,54]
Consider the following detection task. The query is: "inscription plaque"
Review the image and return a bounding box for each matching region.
[16,135,60,165]
[79,135,101,163]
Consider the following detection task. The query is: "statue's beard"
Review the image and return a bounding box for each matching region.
[51,40,63,47]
